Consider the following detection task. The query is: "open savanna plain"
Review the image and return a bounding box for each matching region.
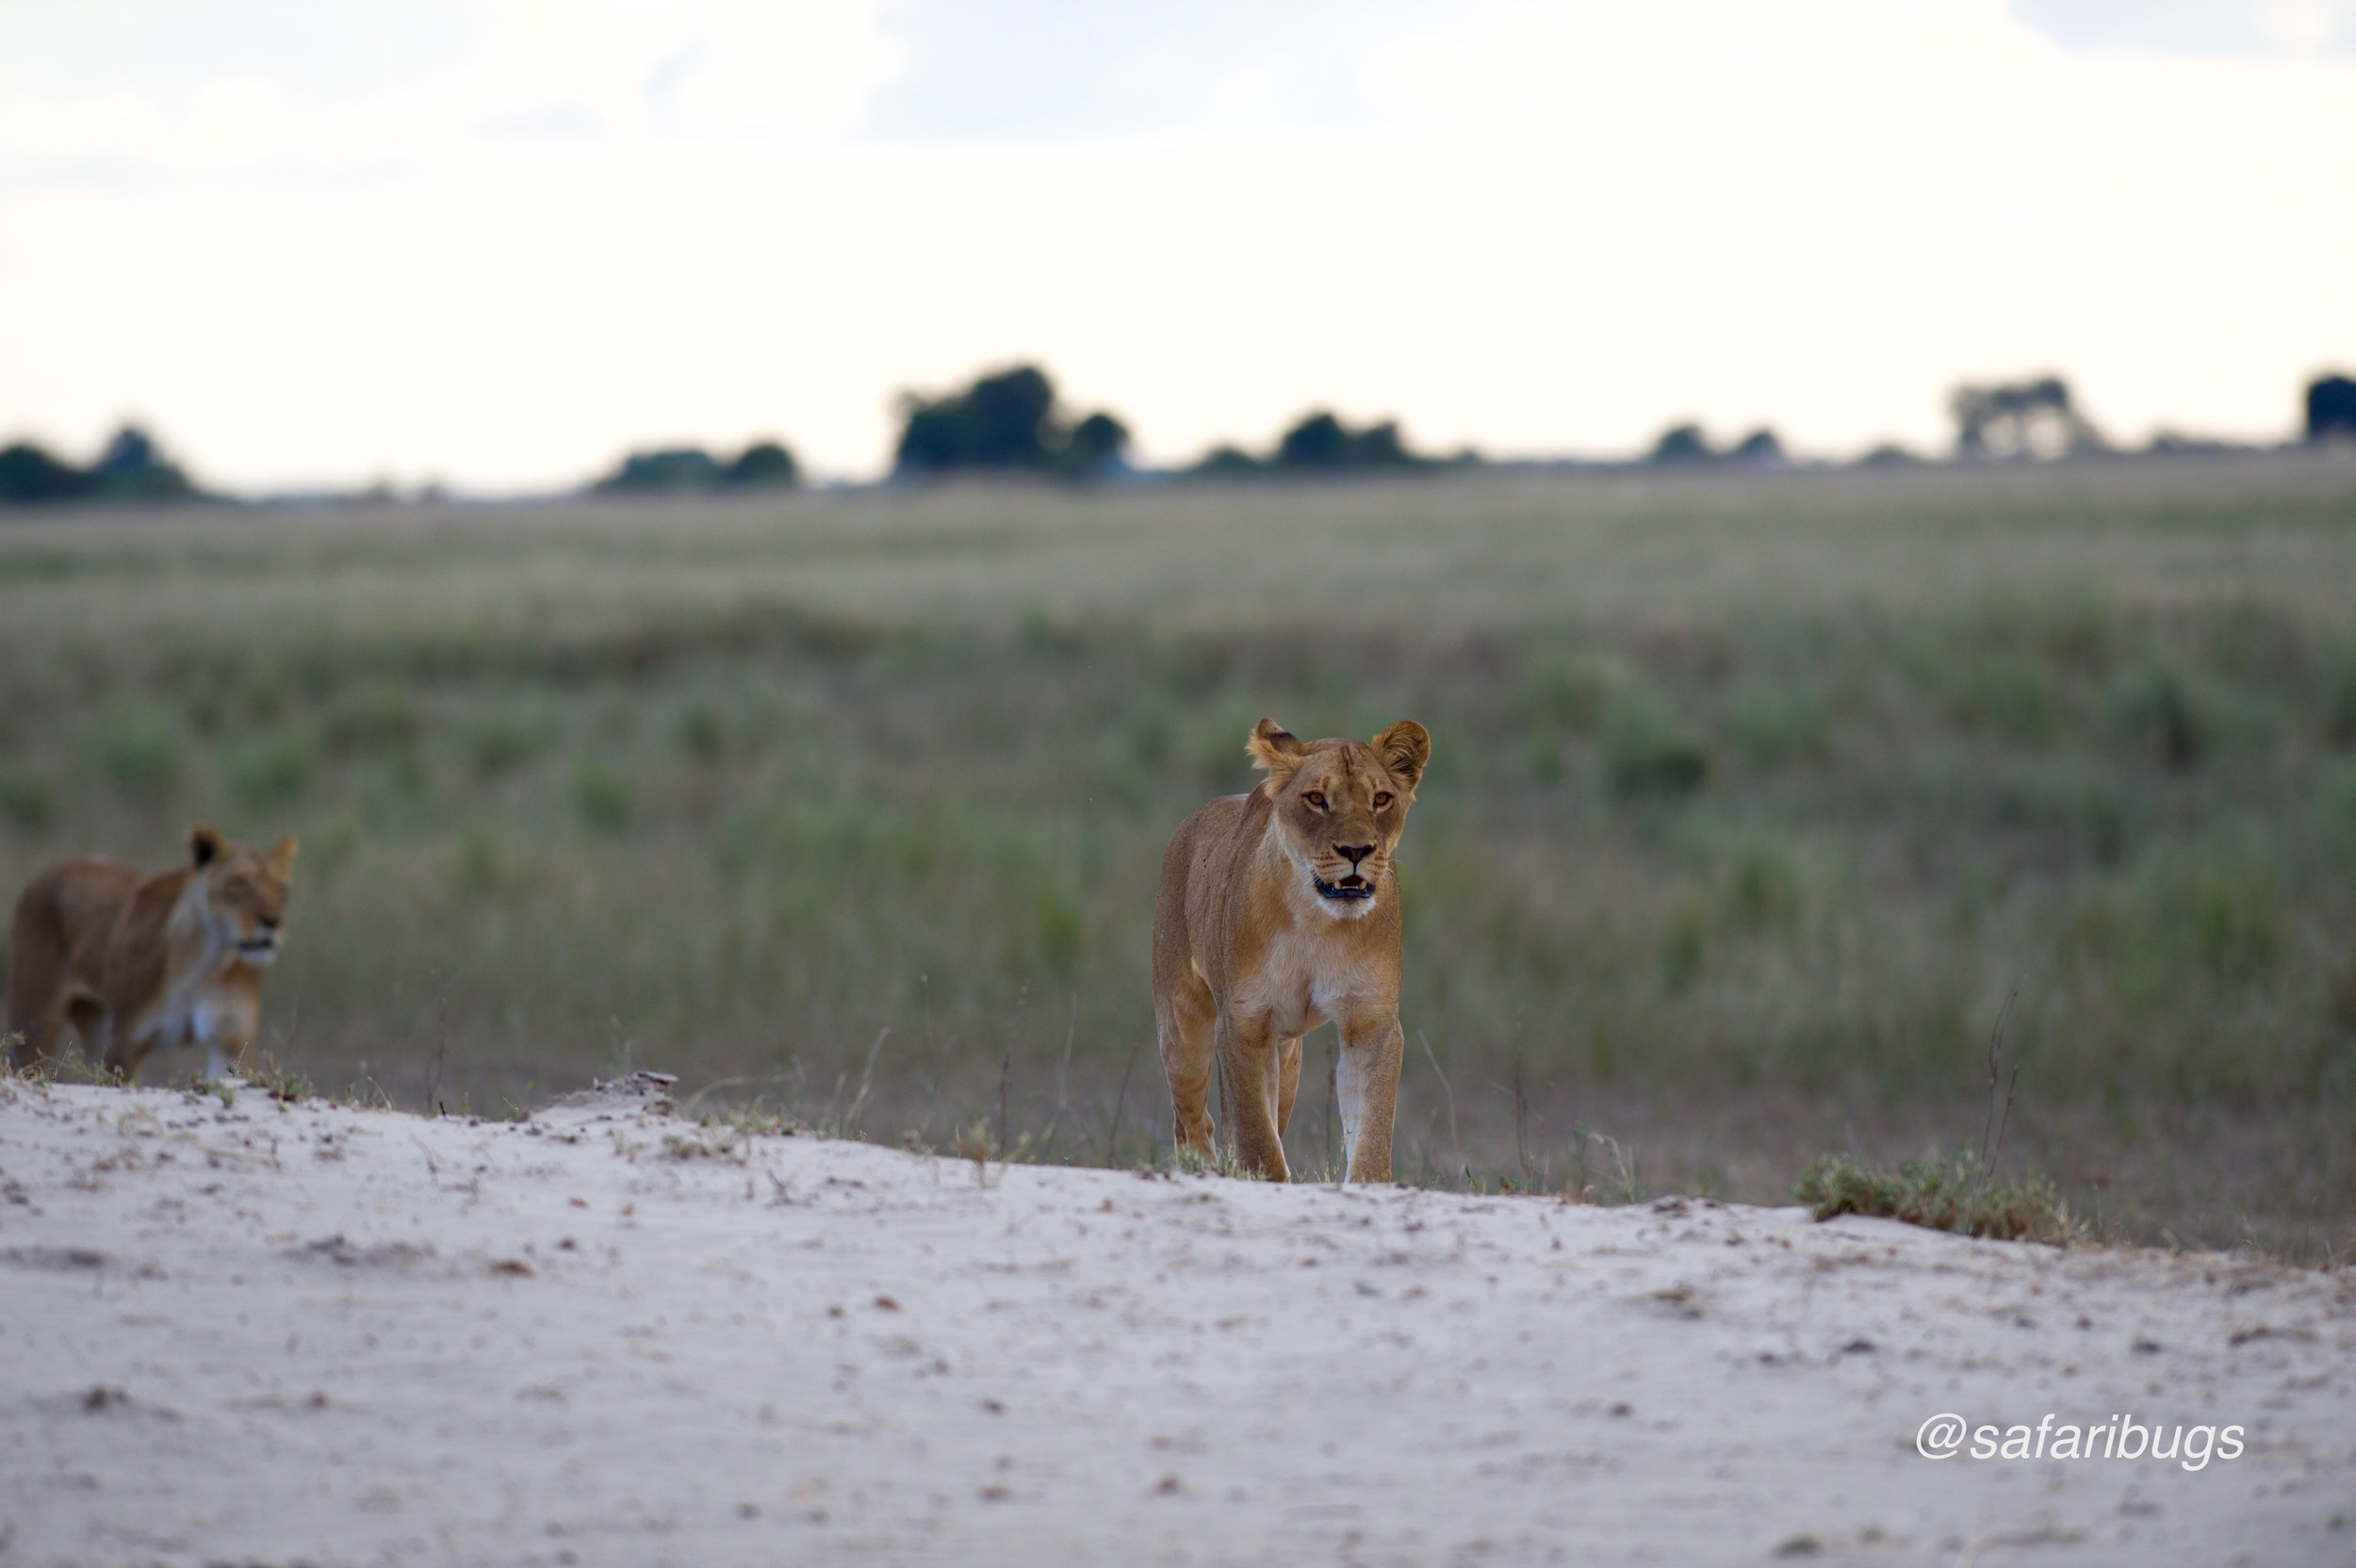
[2,461,2352,1256]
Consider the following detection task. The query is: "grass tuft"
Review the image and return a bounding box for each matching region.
[1793,1152,2073,1244]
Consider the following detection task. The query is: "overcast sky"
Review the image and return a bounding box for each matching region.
[4,0,2354,490]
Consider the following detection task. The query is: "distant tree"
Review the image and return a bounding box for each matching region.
[724,441,800,489]
[1648,423,1714,464]
[1186,410,1439,478]
[892,364,1129,482]
[1061,411,1131,478]
[90,426,194,498]
[595,448,727,493]
[1856,442,1922,468]
[1275,412,1350,469]
[1728,428,1784,466]
[2308,374,2356,442]
[0,440,93,504]
[1949,376,2104,460]
[592,438,800,495]
[1270,411,1421,472]
[0,424,199,506]
[1192,444,1261,477]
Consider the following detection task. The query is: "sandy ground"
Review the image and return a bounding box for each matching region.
[0,1075,2349,1568]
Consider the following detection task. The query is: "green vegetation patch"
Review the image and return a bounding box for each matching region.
[1794,1153,2072,1244]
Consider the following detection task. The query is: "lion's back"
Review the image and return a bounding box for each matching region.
[1152,792,1257,989]
[10,858,158,997]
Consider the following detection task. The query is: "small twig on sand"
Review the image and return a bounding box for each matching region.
[1040,992,1078,1156]
[1512,1053,1530,1184]
[1104,1035,1142,1166]
[425,968,452,1118]
[1977,976,2024,1171]
[918,972,946,1140]
[996,985,1027,1160]
[1417,1030,1461,1175]
[842,1027,890,1135]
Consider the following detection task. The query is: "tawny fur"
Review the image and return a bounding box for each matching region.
[7,825,297,1083]
[1152,717,1430,1183]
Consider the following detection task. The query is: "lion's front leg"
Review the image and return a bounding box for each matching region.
[100,1015,154,1085]
[1213,1009,1289,1182]
[193,993,259,1082]
[1275,1035,1303,1138]
[1335,1013,1403,1184]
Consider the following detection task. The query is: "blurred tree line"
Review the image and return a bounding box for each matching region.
[1189,408,1469,477]
[0,425,198,505]
[10,369,2355,509]
[1645,422,1785,466]
[591,439,799,495]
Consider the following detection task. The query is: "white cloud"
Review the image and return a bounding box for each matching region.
[2252,1,2355,50]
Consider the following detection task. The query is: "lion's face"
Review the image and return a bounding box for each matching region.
[189,824,298,967]
[1248,719,1430,919]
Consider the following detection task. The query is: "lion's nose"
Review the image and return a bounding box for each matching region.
[1336,843,1373,866]
[258,915,280,932]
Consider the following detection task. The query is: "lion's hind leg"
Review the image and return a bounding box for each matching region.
[1155,971,1219,1163]
[7,896,78,1073]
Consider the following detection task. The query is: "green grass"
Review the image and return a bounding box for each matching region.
[0,462,2351,1256]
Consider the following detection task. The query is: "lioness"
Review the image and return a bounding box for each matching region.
[1153,717,1430,1183]
[7,825,297,1083]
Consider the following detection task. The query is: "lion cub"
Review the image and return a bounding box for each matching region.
[1152,717,1430,1183]
[8,824,298,1083]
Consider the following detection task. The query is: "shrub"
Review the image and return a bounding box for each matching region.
[225,727,319,808]
[0,767,56,831]
[325,681,421,757]
[458,701,560,777]
[1726,841,1802,934]
[1600,693,1710,799]
[677,703,726,762]
[1518,655,1612,739]
[86,700,184,799]
[573,759,633,834]
[2106,662,2201,768]
[2318,761,2356,858]
[1723,682,1829,766]
[2145,849,2286,986]
[1945,656,2061,744]
[2321,641,2356,747]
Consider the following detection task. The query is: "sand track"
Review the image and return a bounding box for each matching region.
[1,1076,2348,1566]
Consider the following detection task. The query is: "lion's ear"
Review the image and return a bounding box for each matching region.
[1246,718,1307,785]
[269,836,300,874]
[188,823,227,870]
[1373,720,1430,794]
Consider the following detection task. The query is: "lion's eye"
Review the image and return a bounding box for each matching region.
[1373,792,1393,808]
[1301,791,1326,810]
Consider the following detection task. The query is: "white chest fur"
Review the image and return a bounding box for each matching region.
[1235,925,1381,1038]
[139,972,256,1070]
